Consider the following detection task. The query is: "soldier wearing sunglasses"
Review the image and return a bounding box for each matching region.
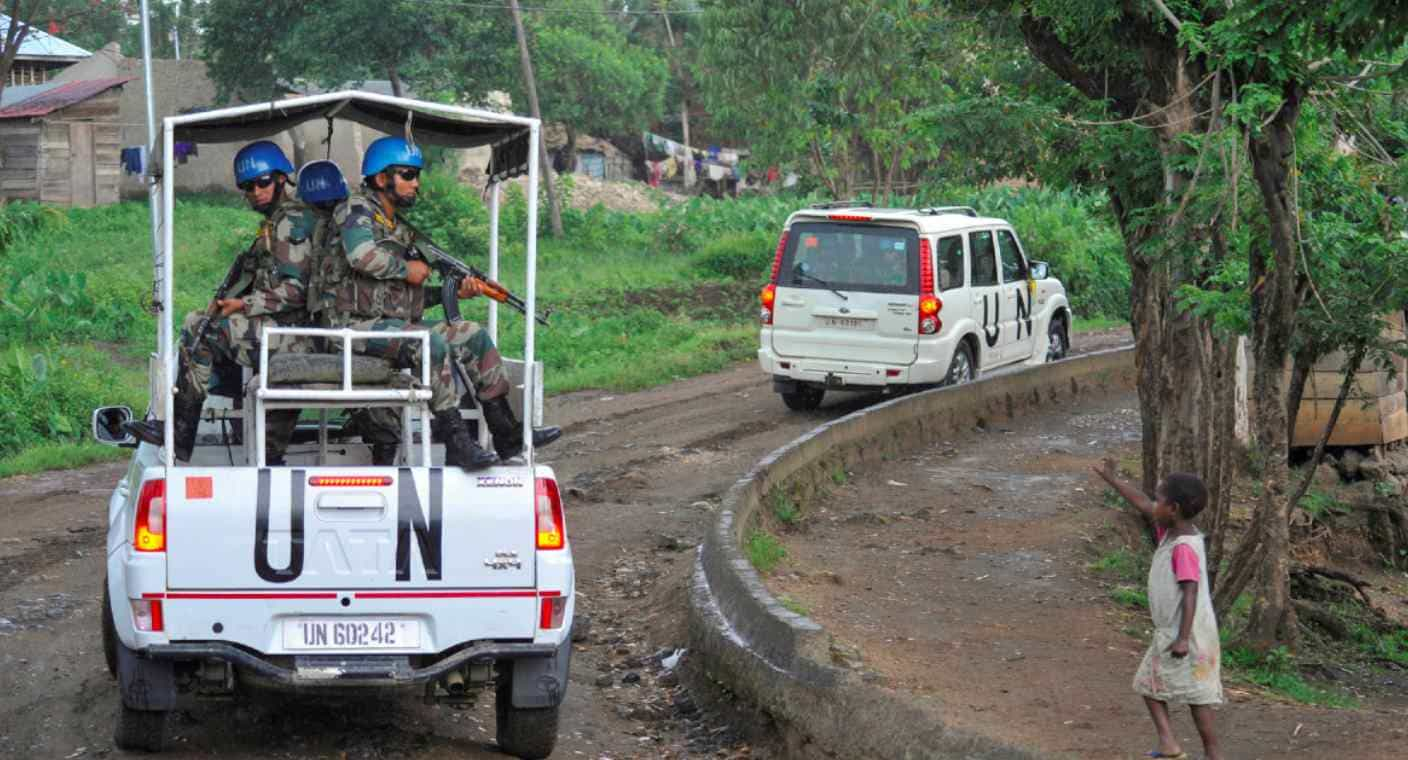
[128,140,314,463]
[321,136,559,470]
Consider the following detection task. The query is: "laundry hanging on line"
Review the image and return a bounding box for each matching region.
[120,146,147,175]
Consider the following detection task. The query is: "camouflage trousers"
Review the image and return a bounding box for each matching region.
[331,317,510,446]
[180,310,309,458]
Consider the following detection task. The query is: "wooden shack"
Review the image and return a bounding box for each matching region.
[0,77,130,207]
[1293,311,1408,447]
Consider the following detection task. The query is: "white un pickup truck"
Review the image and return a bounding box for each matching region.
[91,92,570,759]
[758,203,1070,410]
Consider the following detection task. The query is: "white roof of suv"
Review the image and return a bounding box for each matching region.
[785,204,1009,233]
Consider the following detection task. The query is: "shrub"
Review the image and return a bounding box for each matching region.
[0,344,145,458]
[0,201,64,253]
[693,230,777,281]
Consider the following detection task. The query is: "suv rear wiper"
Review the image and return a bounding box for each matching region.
[794,270,848,300]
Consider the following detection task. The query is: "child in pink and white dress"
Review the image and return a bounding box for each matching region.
[1094,460,1224,760]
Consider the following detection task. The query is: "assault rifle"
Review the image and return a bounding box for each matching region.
[183,241,255,361]
[397,217,551,327]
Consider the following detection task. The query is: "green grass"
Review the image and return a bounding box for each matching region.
[746,529,787,574]
[1088,548,1144,582]
[1109,585,1149,609]
[1072,316,1129,334]
[1225,646,1358,708]
[778,595,811,617]
[769,487,801,524]
[0,442,129,478]
[830,465,849,485]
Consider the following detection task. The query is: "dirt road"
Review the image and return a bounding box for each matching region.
[0,328,1130,759]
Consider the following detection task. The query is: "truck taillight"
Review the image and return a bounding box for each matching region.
[131,599,164,632]
[760,283,777,325]
[761,232,788,326]
[535,477,566,550]
[917,238,942,335]
[539,596,566,629]
[134,479,166,553]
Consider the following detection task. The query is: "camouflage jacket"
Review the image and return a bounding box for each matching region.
[329,186,435,322]
[304,207,341,321]
[238,197,316,322]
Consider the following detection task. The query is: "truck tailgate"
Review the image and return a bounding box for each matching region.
[166,467,535,589]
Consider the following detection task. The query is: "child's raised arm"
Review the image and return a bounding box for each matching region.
[1092,458,1155,522]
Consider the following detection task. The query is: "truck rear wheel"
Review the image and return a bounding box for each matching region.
[115,702,170,753]
[943,342,975,386]
[781,384,825,411]
[496,664,560,759]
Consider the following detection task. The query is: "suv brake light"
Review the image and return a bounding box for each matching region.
[135,479,166,553]
[917,238,942,335]
[761,232,788,325]
[535,477,566,550]
[828,213,872,222]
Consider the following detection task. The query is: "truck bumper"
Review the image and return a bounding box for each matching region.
[759,346,949,389]
[143,639,562,692]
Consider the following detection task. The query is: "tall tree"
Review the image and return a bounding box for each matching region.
[971,0,1408,650]
[695,0,1053,197]
[507,0,562,237]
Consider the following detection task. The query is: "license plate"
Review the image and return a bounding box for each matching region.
[822,317,871,329]
[283,618,420,650]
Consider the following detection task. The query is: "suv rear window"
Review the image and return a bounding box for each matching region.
[779,222,920,295]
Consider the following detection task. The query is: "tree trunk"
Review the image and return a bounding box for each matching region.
[659,7,695,189]
[387,64,404,98]
[1286,348,1314,454]
[287,128,307,171]
[561,123,577,177]
[0,0,35,108]
[507,0,564,237]
[1239,83,1307,651]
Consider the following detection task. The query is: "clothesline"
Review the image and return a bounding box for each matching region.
[642,131,746,166]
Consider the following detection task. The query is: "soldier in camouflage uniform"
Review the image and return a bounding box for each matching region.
[298,159,401,463]
[322,136,559,469]
[128,141,312,463]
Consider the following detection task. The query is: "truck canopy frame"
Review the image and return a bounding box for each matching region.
[142,90,544,468]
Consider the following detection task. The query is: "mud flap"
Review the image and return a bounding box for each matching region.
[116,639,177,711]
[510,636,571,709]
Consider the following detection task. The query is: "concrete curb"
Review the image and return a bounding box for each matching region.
[688,348,1137,759]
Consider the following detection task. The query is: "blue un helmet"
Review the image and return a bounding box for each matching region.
[297,160,349,205]
[362,136,424,178]
[233,140,295,185]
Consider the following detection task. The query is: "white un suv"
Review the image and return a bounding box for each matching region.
[758,202,1070,410]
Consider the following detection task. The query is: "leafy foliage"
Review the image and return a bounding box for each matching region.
[693,230,776,282]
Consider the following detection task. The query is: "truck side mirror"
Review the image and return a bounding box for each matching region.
[92,406,137,447]
[1029,261,1049,281]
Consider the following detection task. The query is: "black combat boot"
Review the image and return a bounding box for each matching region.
[124,383,204,461]
[431,409,498,470]
[371,443,399,466]
[479,396,562,461]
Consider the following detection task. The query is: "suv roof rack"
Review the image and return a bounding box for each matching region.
[809,199,873,210]
[917,206,978,217]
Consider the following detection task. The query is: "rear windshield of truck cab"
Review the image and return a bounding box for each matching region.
[778,222,920,295]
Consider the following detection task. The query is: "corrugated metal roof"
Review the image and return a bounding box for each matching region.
[0,13,92,59]
[0,77,131,119]
[0,81,60,108]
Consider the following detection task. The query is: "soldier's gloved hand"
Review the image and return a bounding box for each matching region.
[217,298,246,316]
[456,277,485,299]
[405,260,431,286]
